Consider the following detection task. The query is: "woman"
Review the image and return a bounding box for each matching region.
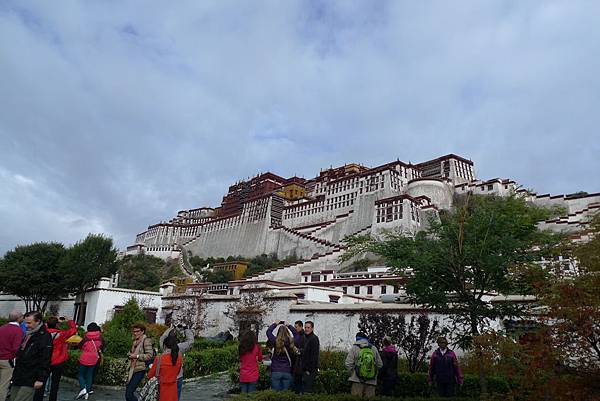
[148,336,182,401]
[266,322,298,391]
[126,323,154,401]
[76,323,103,400]
[238,331,263,393]
[380,336,398,396]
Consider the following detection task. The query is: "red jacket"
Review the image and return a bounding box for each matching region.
[0,323,23,360]
[239,344,263,383]
[79,331,103,366]
[47,320,77,366]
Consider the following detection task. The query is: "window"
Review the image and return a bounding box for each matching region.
[487,184,493,191]
[354,286,360,295]
[393,285,399,294]
[381,285,387,294]
[367,286,372,295]
[342,287,347,294]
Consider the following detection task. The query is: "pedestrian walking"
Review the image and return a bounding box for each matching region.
[147,336,182,401]
[344,331,383,398]
[238,331,262,393]
[265,322,298,391]
[300,321,319,393]
[9,311,52,401]
[0,311,23,401]
[379,336,398,396]
[125,323,154,401]
[76,323,102,400]
[33,316,77,401]
[159,324,194,400]
[428,336,463,398]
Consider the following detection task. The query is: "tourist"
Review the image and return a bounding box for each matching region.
[238,330,262,393]
[147,336,182,401]
[300,321,319,393]
[379,336,398,396]
[0,311,23,401]
[76,323,103,400]
[125,323,154,401]
[33,316,77,401]
[428,336,463,398]
[266,321,298,391]
[290,320,305,393]
[159,324,194,400]
[344,331,382,398]
[9,311,52,401]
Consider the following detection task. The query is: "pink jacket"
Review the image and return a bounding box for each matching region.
[79,331,102,366]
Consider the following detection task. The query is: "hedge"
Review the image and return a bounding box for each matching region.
[228,351,510,398]
[231,390,478,401]
[64,344,239,386]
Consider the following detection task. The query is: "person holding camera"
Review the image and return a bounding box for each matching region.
[266,321,298,391]
[159,323,194,401]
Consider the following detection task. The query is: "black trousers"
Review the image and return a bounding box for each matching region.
[436,381,456,397]
[381,378,396,396]
[33,363,64,401]
[302,371,316,393]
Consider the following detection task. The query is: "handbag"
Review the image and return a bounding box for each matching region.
[139,356,160,401]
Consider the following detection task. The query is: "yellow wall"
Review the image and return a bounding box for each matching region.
[276,184,306,200]
[213,261,248,280]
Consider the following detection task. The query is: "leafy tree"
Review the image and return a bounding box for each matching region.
[102,297,147,357]
[202,269,234,283]
[62,234,118,306]
[0,242,67,312]
[118,254,163,291]
[358,312,406,349]
[343,194,561,392]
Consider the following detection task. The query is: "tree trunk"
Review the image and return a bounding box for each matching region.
[471,318,488,396]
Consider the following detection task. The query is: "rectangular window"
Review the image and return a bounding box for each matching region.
[367,286,373,295]
[354,286,360,295]
[381,286,387,294]
[342,287,347,294]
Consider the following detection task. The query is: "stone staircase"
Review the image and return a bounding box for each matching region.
[249,248,346,281]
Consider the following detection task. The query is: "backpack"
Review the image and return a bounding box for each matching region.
[355,345,377,380]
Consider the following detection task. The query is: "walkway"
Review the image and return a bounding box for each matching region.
[56,373,232,401]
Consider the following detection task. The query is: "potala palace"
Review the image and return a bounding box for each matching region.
[119,153,598,348]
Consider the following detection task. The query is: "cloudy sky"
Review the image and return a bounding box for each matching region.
[1,1,599,255]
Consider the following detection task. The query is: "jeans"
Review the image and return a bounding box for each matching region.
[270,371,293,391]
[239,381,257,393]
[34,363,65,401]
[78,364,95,392]
[8,386,34,401]
[177,376,183,400]
[125,371,146,401]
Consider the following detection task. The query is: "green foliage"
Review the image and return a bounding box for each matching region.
[62,234,118,296]
[118,255,163,291]
[102,298,147,357]
[231,392,478,401]
[0,242,67,312]
[189,253,299,278]
[64,351,128,386]
[343,194,563,343]
[183,344,238,378]
[191,337,235,351]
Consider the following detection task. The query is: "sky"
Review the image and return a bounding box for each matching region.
[1,1,599,255]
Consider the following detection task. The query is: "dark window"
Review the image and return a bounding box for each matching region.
[74,302,87,326]
[367,286,373,295]
[144,308,157,324]
[354,286,360,295]
[393,285,399,294]
[342,287,347,294]
[381,285,387,294]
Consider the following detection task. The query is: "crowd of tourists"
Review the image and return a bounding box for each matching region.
[237,320,463,398]
[0,311,195,401]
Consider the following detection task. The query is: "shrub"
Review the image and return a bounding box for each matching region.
[64,351,128,386]
[230,390,478,401]
[183,344,239,378]
[191,337,235,351]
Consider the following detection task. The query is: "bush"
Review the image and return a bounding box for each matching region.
[64,351,128,386]
[230,390,478,401]
[191,337,235,351]
[183,344,239,378]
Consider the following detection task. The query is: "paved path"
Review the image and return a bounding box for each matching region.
[56,374,232,401]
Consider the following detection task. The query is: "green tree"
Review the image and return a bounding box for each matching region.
[102,297,147,357]
[343,194,561,392]
[118,254,163,291]
[0,242,67,312]
[62,234,118,306]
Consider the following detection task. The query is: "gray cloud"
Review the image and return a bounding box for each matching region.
[1,1,599,254]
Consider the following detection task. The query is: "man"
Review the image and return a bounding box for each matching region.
[345,331,383,397]
[291,320,305,394]
[428,336,463,398]
[159,323,194,400]
[0,311,23,401]
[33,316,77,401]
[300,321,319,394]
[10,311,52,401]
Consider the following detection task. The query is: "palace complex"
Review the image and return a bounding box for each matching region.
[128,153,599,284]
